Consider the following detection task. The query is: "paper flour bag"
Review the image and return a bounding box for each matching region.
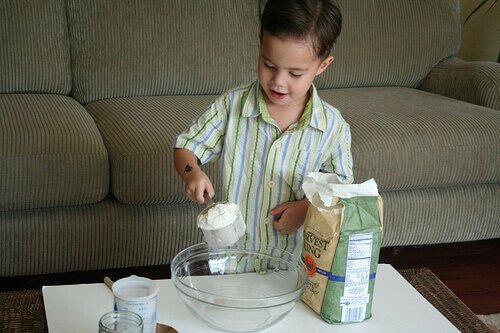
[301,173,383,324]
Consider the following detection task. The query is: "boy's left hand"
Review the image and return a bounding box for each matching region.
[271,199,310,234]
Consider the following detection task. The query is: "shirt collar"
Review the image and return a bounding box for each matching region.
[241,80,327,132]
[306,84,327,132]
[241,81,262,118]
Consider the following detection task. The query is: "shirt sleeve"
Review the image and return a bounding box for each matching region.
[321,121,354,184]
[174,94,228,165]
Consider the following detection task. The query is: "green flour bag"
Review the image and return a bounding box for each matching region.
[301,173,383,324]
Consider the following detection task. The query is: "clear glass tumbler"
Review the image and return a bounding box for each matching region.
[98,310,144,333]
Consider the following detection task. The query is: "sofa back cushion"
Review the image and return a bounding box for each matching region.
[67,0,260,104]
[315,0,461,89]
[0,0,71,94]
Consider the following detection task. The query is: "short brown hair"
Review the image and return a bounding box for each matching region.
[260,0,342,59]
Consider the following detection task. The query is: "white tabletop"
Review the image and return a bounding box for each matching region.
[42,264,459,333]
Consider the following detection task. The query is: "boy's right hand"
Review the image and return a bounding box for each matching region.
[183,168,215,204]
[174,148,215,204]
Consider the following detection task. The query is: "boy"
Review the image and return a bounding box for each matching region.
[174,0,353,258]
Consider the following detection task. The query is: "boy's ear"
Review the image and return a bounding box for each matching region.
[316,56,334,76]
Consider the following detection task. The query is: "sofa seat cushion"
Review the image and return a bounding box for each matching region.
[319,87,500,191]
[0,94,109,211]
[86,96,222,204]
[0,196,203,276]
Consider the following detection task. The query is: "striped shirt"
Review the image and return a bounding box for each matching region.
[175,80,353,261]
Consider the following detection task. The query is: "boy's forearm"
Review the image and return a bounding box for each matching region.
[174,148,201,180]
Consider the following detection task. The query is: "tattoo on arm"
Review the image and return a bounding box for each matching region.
[183,164,193,174]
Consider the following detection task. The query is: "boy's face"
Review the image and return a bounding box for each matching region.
[258,32,333,109]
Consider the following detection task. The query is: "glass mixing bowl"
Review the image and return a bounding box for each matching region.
[171,243,308,332]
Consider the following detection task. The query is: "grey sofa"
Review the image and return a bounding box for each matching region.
[1,0,499,277]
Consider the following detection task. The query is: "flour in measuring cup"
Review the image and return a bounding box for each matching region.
[197,202,240,230]
[197,202,245,248]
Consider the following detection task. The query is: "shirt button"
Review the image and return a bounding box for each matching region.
[269,181,275,187]
[264,217,271,224]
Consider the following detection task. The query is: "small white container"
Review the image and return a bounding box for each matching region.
[112,275,159,333]
[197,202,245,248]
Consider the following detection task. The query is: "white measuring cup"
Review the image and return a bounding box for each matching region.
[112,275,159,333]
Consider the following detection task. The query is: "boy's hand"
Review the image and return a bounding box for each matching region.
[174,148,215,204]
[183,167,215,204]
[271,199,310,234]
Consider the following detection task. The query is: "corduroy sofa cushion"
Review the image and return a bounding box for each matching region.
[315,0,461,89]
[319,87,500,191]
[85,96,223,204]
[420,57,500,110]
[0,95,109,211]
[0,196,203,276]
[89,86,500,204]
[67,0,260,104]
[2,184,498,275]
[0,0,71,94]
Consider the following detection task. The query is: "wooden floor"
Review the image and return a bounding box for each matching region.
[1,238,499,315]
[379,238,500,315]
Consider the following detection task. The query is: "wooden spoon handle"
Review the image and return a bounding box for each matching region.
[103,276,114,290]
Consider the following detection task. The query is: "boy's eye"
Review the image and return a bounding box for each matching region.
[264,62,275,69]
[290,72,303,78]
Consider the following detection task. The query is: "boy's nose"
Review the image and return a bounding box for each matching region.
[272,71,286,87]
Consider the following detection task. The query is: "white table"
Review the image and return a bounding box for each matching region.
[42,264,460,333]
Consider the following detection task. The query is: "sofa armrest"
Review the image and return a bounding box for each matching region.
[419,57,500,110]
